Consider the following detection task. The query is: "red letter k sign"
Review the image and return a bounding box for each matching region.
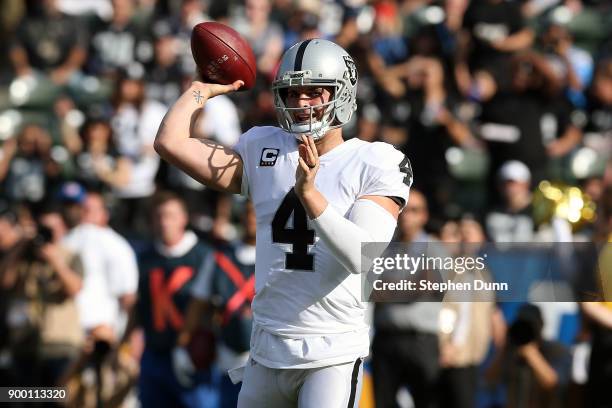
[150,266,193,331]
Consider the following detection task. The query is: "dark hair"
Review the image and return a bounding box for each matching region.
[508,304,544,345]
[0,201,18,225]
[79,118,117,151]
[150,190,188,214]
[31,199,64,219]
[111,70,146,111]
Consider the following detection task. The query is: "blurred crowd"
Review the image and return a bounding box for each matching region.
[0,0,610,407]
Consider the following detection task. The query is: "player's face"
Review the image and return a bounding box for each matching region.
[284,86,333,124]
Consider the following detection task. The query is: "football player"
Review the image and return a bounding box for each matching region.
[155,39,412,407]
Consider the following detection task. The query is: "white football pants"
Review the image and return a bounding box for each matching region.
[237,357,364,408]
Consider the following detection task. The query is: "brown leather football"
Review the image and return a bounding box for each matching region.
[191,22,256,90]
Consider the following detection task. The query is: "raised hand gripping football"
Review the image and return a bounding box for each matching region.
[191,77,244,104]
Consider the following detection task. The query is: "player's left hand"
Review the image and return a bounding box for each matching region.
[295,134,319,197]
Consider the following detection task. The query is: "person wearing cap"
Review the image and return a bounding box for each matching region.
[485,160,536,242]
[59,182,138,341]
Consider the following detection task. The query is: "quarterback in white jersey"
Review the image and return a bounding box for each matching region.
[155,38,411,407]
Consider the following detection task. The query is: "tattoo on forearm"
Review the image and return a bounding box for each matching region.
[193,90,204,105]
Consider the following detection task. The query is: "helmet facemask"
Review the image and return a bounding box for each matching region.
[273,76,348,141]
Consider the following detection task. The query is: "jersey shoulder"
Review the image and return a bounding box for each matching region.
[355,140,409,171]
[352,140,413,200]
[239,126,288,145]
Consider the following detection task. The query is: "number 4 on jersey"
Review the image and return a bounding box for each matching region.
[272,188,315,271]
[399,155,413,187]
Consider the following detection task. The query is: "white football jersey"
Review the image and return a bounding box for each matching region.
[233,126,411,368]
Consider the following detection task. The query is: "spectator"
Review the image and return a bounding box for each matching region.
[9,0,87,86]
[558,0,611,56]
[73,118,131,192]
[81,191,111,228]
[145,33,185,107]
[0,124,60,204]
[59,191,140,408]
[109,70,166,236]
[0,202,22,255]
[179,201,256,408]
[60,323,138,408]
[33,205,84,383]
[371,1,408,67]
[393,56,476,219]
[60,182,138,341]
[280,8,321,47]
[579,186,612,407]
[150,0,208,76]
[539,91,584,162]
[232,0,284,80]
[87,0,153,78]
[0,202,84,388]
[0,203,23,384]
[539,21,594,107]
[134,191,218,407]
[456,0,534,97]
[438,217,500,408]
[444,0,470,34]
[372,189,445,408]
[580,59,612,163]
[487,303,572,408]
[485,160,536,242]
[580,301,612,408]
[53,95,86,157]
[475,51,562,189]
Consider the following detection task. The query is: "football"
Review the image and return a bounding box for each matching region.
[190,22,257,90]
